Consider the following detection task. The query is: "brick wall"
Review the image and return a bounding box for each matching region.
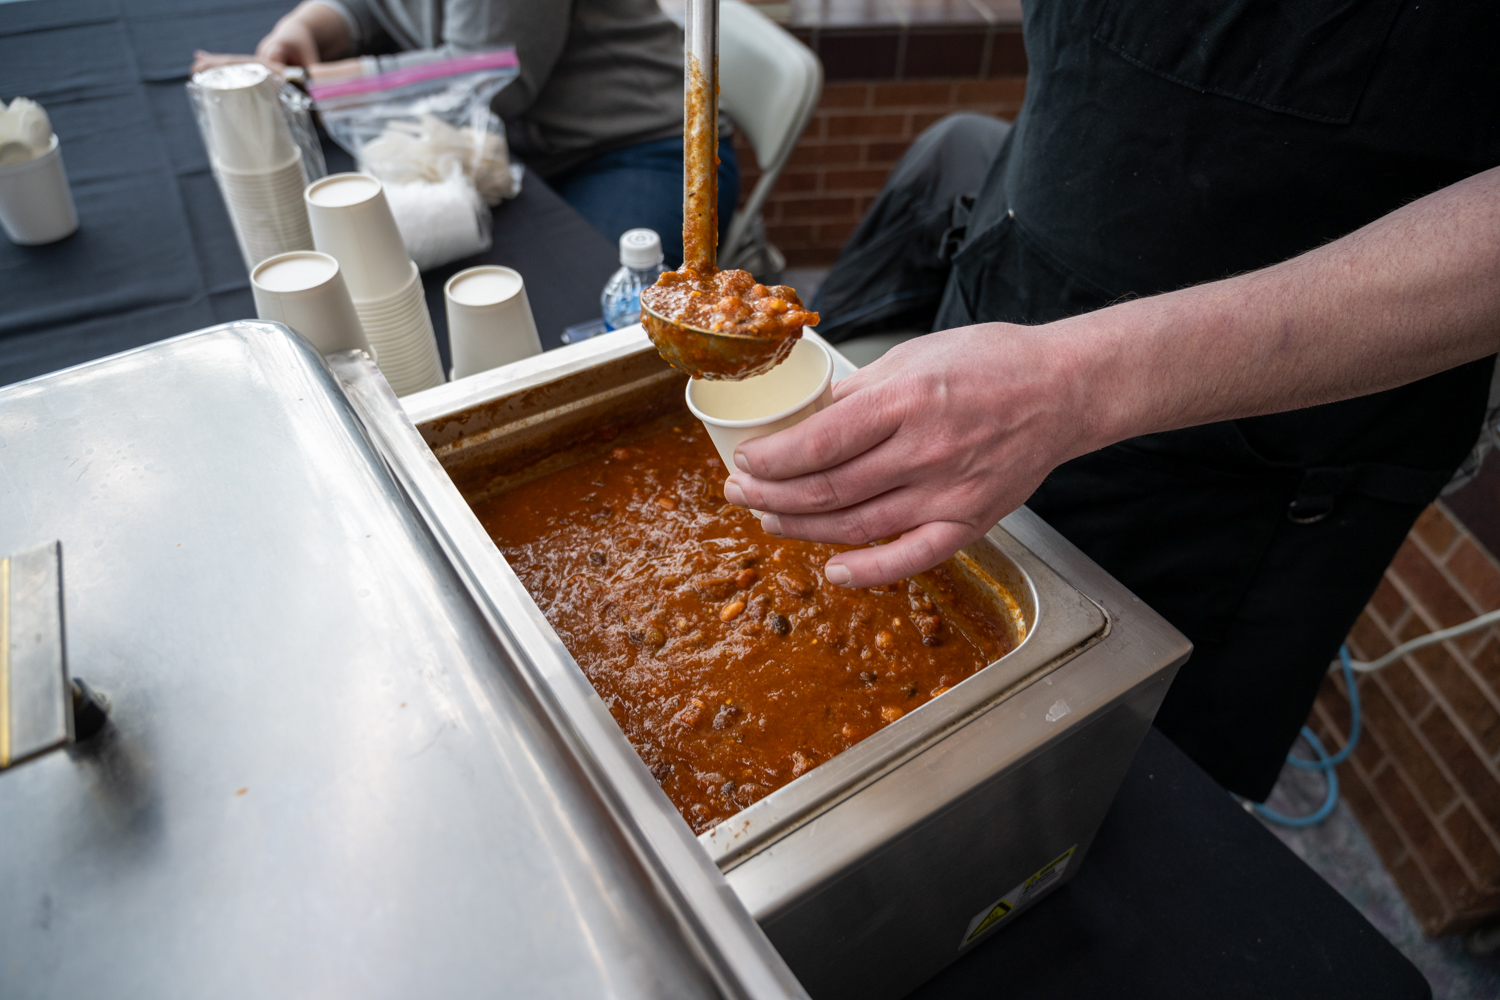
[735,80,1026,267]
[1310,502,1500,935]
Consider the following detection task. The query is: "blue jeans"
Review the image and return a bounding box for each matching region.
[549,135,740,269]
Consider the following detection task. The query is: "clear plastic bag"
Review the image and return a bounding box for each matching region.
[188,63,326,271]
[312,49,522,270]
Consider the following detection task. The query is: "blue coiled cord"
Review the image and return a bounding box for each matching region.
[1252,646,1361,828]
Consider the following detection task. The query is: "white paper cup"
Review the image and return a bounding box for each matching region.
[251,251,371,357]
[685,337,834,513]
[193,63,297,172]
[350,260,444,397]
[0,134,78,245]
[444,266,542,379]
[305,173,413,300]
[214,149,313,268]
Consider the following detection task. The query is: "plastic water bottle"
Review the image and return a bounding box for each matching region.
[601,228,665,332]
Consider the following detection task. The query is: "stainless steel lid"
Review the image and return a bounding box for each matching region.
[0,323,802,999]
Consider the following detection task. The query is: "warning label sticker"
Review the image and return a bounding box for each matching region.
[959,846,1077,947]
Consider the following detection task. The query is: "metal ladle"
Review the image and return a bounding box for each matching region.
[641,0,797,381]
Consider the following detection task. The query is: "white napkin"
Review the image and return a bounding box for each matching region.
[0,98,53,165]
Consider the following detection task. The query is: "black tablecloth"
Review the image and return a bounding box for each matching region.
[0,0,616,389]
[0,2,1430,997]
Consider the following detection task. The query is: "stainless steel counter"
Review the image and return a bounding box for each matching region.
[0,323,804,999]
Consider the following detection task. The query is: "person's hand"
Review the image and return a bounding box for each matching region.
[191,51,282,76]
[723,324,1094,588]
[254,14,321,68]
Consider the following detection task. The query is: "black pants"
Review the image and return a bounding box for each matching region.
[814,114,1489,800]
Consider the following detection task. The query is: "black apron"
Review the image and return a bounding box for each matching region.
[935,0,1500,800]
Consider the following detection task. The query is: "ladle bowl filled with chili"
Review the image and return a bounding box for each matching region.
[641,267,819,381]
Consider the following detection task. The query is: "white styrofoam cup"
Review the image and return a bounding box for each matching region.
[444,266,542,379]
[685,336,833,514]
[0,134,78,245]
[251,251,372,357]
[305,173,413,300]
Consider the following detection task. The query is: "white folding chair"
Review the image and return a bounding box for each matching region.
[717,0,823,280]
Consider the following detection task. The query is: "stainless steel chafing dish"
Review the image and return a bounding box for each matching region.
[0,322,1189,999]
[384,326,1191,999]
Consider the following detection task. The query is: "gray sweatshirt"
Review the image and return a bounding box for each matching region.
[320,0,690,176]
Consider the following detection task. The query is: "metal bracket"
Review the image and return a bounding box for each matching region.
[1,541,71,770]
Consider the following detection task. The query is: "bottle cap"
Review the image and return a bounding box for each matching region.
[619,228,663,269]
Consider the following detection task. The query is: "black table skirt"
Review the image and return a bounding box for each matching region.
[0,1,1430,997]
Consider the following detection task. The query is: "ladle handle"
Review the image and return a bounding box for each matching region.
[682,0,719,273]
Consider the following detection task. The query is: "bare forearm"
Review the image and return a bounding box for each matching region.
[1063,166,1500,456]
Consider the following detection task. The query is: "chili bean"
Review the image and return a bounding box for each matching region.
[643,627,666,647]
[721,600,746,622]
[880,706,904,723]
[588,550,606,567]
[655,496,678,510]
[769,613,791,636]
[735,568,759,589]
[875,630,895,651]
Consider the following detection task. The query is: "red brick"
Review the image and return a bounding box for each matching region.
[787,142,863,168]
[1447,537,1500,612]
[871,81,954,107]
[1392,543,1480,626]
[782,246,840,267]
[1348,611,1394,660]
[771,171,820,194]
[1446,802,1500,891]
[825,112,909,138]
[818,83,873,109]
[956,77,1027,105]
[774,195,858,220]
[1339,765,1408,864]
[1370,576,1407,626]
[765,223,814,246]
[821,168,891,191]
[864,141,913,165]
[817,220,858,244]
[1402,801,1478,901]
[1390,854,1449,935]
[1352,723,1387,773]
[1468,635,1500,695]
[1424,653,1500,756]
[911,111,951,133]
[1420,709,1500,829]
[1379,660,1434,718]
[1371,756,1444,842]
[1413,504,1460,558]
[1365,680,1456,813]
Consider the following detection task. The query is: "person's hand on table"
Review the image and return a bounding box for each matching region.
[723,324,1093,590]
[190,2,353,77]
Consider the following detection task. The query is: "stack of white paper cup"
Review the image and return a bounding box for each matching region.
[686,337,834,516]
[193,63,313,269]
[444,266,542,379]
[306,172,443,396]
[250,251,372,358]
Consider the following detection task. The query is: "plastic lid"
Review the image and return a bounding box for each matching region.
[619,228,663,269]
